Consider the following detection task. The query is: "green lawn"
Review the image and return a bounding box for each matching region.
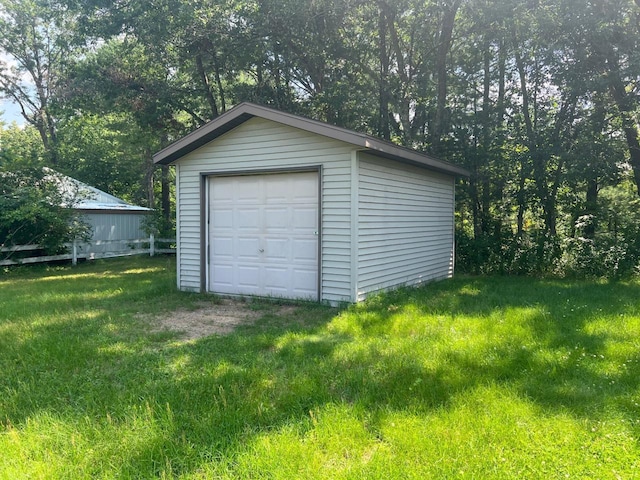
[1,257,639,479]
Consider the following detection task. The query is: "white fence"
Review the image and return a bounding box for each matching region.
[0,235,176,267]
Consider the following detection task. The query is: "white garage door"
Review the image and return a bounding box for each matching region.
[208,171,319,299]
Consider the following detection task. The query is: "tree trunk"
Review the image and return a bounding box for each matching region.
[377,6,391,140]
[517,169,526,236]
[584,177,598,238]
[144,149,155,209]
[431,0,462,153]
[381,1,411,141]
[469,172,481,239]
[608,72,640,196]
[513,26,561,235]
[195,52,219,118]
[494,36,507,234]
[161,165,171,224]
[212,51,226,114]
[480,39,492,235]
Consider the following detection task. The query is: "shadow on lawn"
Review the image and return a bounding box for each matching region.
[3,273,640,476]
[365,276,640,414]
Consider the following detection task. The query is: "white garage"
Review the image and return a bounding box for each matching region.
[154,103,468,303]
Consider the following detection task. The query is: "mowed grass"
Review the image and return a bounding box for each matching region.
[1,257,639,479]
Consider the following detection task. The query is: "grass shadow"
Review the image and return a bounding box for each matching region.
[2,262,640,477]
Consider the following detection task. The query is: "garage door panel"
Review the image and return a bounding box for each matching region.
[292,208,318,230]
[264,237,289,260]
[264,178,289,203]
[235,177,262,203]
[212,237,234,257]
[212,210,234,228]
[264,266,289,290]
[292,178,318,201]
[236,209,260,230]
[264,208,290,229]
[209,171,318,299]
[211,264,234,289]
[236,237,261,259]
[292,269,318,296]
[292,238,318,261]
[237,265,261,290]
[212,182,235,202]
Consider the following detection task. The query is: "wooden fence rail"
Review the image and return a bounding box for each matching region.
[0,235,176,267]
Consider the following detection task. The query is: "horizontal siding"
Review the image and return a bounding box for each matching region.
[357,154,455,300]
[175,117,354,303]
[81,212,149,255]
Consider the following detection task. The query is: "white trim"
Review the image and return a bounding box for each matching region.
[350,149,359,302]
[175,163,182,290]
[205,174,210,291]
[452,176,456,276]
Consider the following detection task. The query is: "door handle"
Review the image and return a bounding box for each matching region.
[258,248,264,253]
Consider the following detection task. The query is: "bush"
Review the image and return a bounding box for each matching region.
[0,161,90,260]
[456,217,640,280]
[456,229,562,277]
[560,213,640,279]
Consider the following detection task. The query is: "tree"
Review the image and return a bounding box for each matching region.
[18,0,639,276]
[0,0,80,163]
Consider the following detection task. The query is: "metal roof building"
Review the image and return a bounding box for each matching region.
[49,170,152,254]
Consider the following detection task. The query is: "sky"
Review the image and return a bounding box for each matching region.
[0,97,24,126]
[0,50,26,126]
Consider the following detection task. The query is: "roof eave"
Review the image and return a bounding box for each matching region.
[362,138,469,177]
[153,102,470,177]
[74,207,153,213]
[153,110,254,165]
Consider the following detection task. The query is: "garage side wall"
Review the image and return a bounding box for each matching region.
[175,117,354,303]
[356,154,455,300]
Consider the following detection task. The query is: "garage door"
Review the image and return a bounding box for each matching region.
[208,171,319,299]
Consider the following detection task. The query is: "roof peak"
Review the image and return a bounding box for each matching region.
[153,102,469,177]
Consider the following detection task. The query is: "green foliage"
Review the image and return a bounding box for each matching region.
[0,124,45,167]
[141,208,176,238]
[56,113,151,205]
[0,155,89,254]
[561,183,640,279]
[562,233,634,279]
[456,229,562,276]
[457,181,640,279]
[3,0,640,279]
[0,0,81,161]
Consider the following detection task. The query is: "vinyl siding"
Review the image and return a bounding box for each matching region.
[174,117,354,302]
[356,154,454,300]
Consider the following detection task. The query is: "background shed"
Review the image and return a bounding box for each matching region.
[154,103,468,303]
[53,171,152,255]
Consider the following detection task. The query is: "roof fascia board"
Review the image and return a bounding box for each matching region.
[361,138,469,176]
[75,207,152,213]
[153,109,253,165]
[153,102,469,177]
[364,149,469,177]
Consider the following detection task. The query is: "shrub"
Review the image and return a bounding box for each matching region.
[456,229,562,277]
[0,161,90,260]
[561,213,640,280]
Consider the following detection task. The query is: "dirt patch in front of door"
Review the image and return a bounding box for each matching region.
[141,298,294,340]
